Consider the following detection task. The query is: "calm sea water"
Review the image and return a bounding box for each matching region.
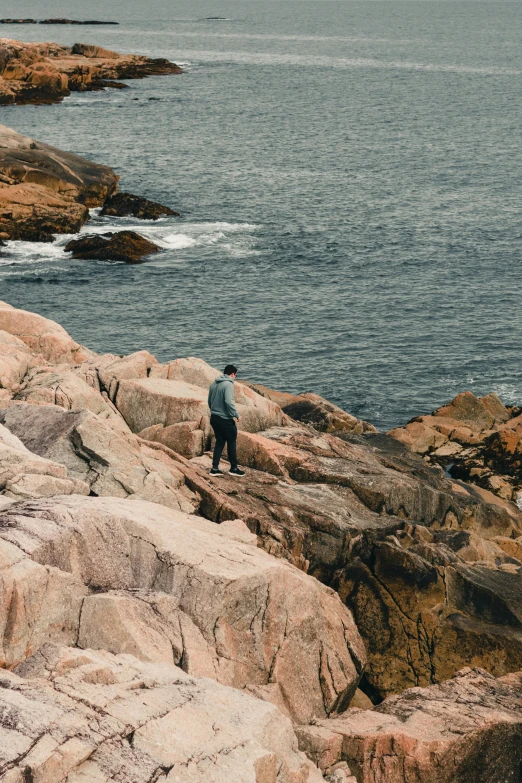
[1,0,521,429]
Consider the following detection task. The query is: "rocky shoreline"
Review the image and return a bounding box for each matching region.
[0,38,181,106]
[1,19,119,25]
[0,33,522,783]
[0,38,182,247]
[389,391,522,505]
[0,300,521,781]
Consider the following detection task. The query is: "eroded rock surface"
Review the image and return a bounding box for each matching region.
[0,494,365,724]
[1,645,322,783]
[297,668,522,783]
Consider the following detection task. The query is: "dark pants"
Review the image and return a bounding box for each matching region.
[211,414,238,470]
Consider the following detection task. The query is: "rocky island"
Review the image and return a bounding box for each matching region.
[0,33,522,783]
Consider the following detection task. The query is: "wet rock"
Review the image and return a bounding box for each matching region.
[100,191,179,219]
[3,645,322,783]
[298,668,522,783]
[65,231,161,263]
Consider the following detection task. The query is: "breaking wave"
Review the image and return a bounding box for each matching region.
[0,220,261,268]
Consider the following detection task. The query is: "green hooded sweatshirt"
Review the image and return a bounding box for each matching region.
[208,374,239,419]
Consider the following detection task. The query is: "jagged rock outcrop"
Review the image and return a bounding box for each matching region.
[0,125,118,240]
[0,494,365,724]
[296,668,522,783]
[389,391,522,503]
[0,404,197,512]
[0,419,89,499]
[65,231,161,263]
[0,38,181,106]
[1,645,322,783]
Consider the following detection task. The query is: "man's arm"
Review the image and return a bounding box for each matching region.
[224,383,239,419]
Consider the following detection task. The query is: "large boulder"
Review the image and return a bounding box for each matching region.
[296,668,522,783]
[2,645,322,783]
[0,495,366,724]
[115,372,284,444]
[0,301,90,364]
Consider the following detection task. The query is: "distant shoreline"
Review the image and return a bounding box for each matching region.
[0,18,118,25]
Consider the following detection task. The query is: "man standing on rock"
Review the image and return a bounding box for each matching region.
[208,365,246,477]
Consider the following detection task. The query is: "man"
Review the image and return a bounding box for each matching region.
[208,364,246,476]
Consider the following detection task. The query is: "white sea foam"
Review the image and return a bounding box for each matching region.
[160,233,198,250]
[0,220,260,267]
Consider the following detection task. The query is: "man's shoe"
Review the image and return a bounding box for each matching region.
[210,468,224,476]
[229,467,246,476]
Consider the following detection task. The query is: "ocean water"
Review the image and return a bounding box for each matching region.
[1,0,521,430]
